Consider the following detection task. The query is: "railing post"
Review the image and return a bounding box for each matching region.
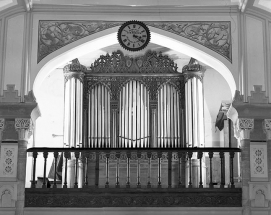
[157,152,162,188]
[126,152,131,188]
[147,152,152,188]
[116,152,120,188]
[95,151,100,188]
[105,152,110,188]
[74,151,80,188]
[31,151,38,188]
[168,151,172,188]
[63,151,70,189]
[230,151,235,188]
[42,152,48,189]
[178,152,186,188]
[137,151,141,188]
[188,151,193,188]
[208,151,214,188]
[197,151,203,188]
[53,151,58,188]
[83,152,89,188]
[219,152,225,188]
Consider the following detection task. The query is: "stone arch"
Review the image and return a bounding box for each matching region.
[33,25,236,100]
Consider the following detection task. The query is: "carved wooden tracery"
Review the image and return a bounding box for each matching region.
[83,50,185,148]
[85,50,183,101]
[38,21,231,63]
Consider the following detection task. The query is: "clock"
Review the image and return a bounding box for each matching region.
[118,21,150,52]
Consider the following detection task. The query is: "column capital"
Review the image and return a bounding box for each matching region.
[182,58,205,82]
[264,119,271,140]
[237,118,254,140]
[15,118,33,141]
[63,58,86,83]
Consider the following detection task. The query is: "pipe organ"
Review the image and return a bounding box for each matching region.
[83,50,185,148]
[63,51,205,149]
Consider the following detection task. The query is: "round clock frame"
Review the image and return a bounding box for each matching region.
[117,21,151,52]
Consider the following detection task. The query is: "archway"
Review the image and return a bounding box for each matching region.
[33,27,236,100]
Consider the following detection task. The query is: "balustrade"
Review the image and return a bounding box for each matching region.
[27,147,240,189]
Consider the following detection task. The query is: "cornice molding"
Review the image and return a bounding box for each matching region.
[31,4,239,14]
[245,8,271,21]
[0,6,26,20]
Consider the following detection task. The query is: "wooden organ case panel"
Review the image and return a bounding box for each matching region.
[83,50,185,148]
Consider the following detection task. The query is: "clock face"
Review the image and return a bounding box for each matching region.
[118,21,150,52]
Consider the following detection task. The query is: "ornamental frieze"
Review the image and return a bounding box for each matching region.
[25,190,241,207]
[38,21,231,63]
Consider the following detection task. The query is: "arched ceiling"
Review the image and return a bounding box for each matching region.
[3,1,271,21]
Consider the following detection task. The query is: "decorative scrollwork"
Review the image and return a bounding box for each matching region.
[15,118,31,130]
[25,190,242,207]
[182,58,204,83]
[0,118,5,130]
[38,21,231,63]
[146,21,231,62]
[238,118,254,130]
[88,50,178,74]
[264,119,271,130]
[38,21,123,62]
[63,58,86,83]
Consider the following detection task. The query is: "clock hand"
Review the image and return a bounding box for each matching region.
[133,34,144,43]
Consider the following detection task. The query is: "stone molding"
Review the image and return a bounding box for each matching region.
[0,183,17,208]
[250,143,268,181]
[238,118,254,130]
[182,58,205,83]
[0,143,18,179]
[63,58,86,83]
[249,182,270,208]
[0,85,20,103]
[0,119,4,140]
[264,119,271,130]
[264,119,271,140]
[237,118,254,140]
[14,118,32,141]
[38,20,231,63]
[248,85,268,104]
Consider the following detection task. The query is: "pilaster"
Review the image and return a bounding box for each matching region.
[0,88,38,215]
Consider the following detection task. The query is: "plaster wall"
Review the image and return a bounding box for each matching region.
[3,14,25,96]
[246,15,266,93]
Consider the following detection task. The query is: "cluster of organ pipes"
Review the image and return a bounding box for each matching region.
[157,84,182,148]
[87,80,184,148]
[119,81,150,148]
[88,84,111,148]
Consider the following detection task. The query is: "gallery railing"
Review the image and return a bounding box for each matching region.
[27,147,241,189]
